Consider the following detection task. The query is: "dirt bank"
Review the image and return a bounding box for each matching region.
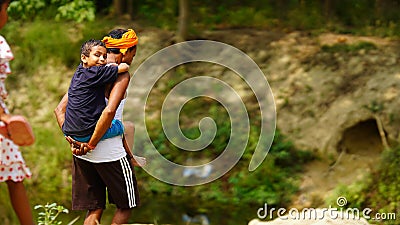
[126,27,400,208]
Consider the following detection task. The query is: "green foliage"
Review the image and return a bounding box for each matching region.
[137,0,178,29]
[321,41,377,53]
[285,5,325,30]
[132,0,400,37]
[370,147,400,212]
[224,7,272,28]
[4,21,79,75]
[55,0,95,23]
[8,0,95,22]
[35,203,79,225]
[334,146,400,224]
[8,0,46,20]
[363,100,384,113]
[142,116,315,207]
[2,19,112,80]
[139,61,315,207]
[226,131,315,206]
[5,0,400,37]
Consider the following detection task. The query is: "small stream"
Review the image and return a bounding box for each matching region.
[60,197,257,225]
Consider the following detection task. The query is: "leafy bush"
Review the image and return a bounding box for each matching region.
[140,122,315,207]
[334,146,400,224]
[321,41,377,53]
[9,0,95,22]
[55,0,95,23]
[35,203,79,225]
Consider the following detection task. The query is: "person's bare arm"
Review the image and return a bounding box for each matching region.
[86,71,131,148]
[54,93,68,130]
[118,63,129,73]
[54,93,87,155]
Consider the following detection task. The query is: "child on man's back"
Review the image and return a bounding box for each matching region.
[62,39,129,147]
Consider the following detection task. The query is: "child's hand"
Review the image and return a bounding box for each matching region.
[118,63,130,73]
[107,62,118,67]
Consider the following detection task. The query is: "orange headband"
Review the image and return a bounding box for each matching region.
[102,29,138,55]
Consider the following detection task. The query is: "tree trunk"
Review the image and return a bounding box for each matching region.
[323,0,332,20]
[113,0,125,16]
[177,0,189,42]
[127,0,135,18]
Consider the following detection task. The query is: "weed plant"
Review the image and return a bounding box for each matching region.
[141,88,315,208]
[330,146,400,225]
[321,41,377,54]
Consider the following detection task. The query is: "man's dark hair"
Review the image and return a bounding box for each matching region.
[107,28,137,54]
[80,39,106,57]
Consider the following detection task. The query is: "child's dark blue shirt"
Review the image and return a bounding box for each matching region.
[62,64,118,137]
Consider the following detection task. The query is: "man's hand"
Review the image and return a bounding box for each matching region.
[65,136,95,156]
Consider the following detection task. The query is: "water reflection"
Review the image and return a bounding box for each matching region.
[129,197,255,225]
[182,214,210,225]
[183,164,213,178]
[60,197,255,225]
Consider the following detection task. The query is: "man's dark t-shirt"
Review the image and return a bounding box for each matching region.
[63,64,118,137]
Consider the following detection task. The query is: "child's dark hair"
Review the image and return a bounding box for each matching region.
[107,28,137,54]
[80,39,106,57]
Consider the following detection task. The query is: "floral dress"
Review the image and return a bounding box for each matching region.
[0,35,31,182]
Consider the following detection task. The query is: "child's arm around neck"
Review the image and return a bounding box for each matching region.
[117,63,129,73]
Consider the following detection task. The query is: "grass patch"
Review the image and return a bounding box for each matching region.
[321,41,377,53]
[330,146,400,224]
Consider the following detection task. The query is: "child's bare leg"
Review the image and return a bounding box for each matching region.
[123,121,135,149]
[123,121,146,167]
[132,155,146,167]
[6,180,34,225]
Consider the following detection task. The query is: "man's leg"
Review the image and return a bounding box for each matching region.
[111,208,132,224]
[84,209,103,225]
[97,157,140,223]
[73,157,107,225]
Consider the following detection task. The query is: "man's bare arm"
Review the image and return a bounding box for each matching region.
[54,93,86,155]
[54,93,68,129]
[87,72,131,148]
